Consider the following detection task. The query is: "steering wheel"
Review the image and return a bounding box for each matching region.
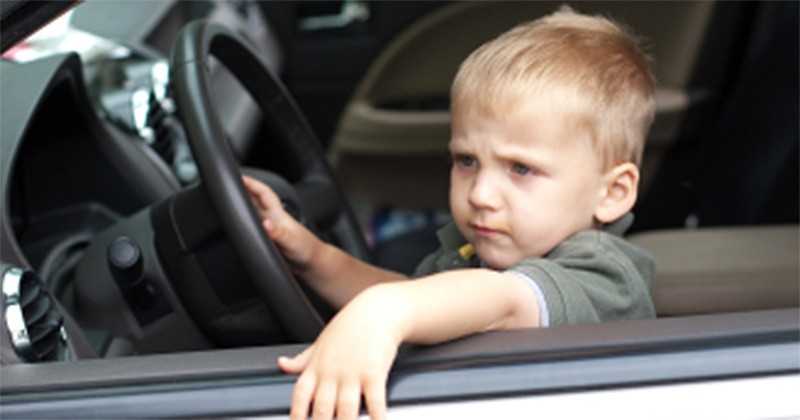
[168,21,369,342]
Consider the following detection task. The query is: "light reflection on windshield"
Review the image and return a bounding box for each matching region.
[2,11,130,64]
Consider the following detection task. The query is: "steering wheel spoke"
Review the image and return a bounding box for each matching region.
[166,21,368,343]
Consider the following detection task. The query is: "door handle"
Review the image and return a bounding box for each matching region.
[297,0,370,31]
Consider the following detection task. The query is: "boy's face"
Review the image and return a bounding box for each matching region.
[449,103,607,270]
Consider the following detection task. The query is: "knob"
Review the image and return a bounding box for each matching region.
[108,236,143,286]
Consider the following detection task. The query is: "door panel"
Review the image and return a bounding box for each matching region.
[258,1,451,148]
[325,1,741,225]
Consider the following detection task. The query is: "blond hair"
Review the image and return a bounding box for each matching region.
[451,7,656,169]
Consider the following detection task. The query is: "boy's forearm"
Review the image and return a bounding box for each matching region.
[279,268,541,419]
[297,242,407,309]
[363,269,541,345]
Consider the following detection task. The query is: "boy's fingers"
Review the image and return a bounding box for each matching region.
[278,346,313,374]
[311,380,337,420]
[364,379,388,420]
[241,175,281,210]
[241,175,255,189]
[241,176,267,203]
[263,219,286,244]
[334,382,362,420]
[277,356,298,373]
[289,373,315,420]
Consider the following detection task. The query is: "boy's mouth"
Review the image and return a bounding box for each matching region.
[470,223,504,238]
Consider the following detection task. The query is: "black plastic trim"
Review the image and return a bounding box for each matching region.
[1,309,797,417]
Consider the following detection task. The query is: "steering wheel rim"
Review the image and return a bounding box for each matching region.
[169,21,367,342]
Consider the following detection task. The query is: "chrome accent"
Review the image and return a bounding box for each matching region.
[2,268,36,361]
[2,267,70,362]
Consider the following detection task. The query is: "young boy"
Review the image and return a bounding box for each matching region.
[244,7,656,419]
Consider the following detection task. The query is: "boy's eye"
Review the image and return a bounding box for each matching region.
[511,163,532,176]
[452,154,476,168]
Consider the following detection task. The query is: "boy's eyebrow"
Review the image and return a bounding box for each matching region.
[447,140,469,153]
[493,145,558,174]
[493,143,545,162]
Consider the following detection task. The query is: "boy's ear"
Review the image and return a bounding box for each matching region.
[594,162,639,224]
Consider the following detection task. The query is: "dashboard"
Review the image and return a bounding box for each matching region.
[1,0,285,363]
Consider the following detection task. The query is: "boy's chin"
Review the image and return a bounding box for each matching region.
[474,248,517,271]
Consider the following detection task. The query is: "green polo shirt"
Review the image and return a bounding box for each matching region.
[413,214,655,326]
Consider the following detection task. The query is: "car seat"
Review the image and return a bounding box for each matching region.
[630,1,799,316]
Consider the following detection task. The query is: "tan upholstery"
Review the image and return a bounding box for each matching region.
[329,1,717,215]
[628,225,800,316]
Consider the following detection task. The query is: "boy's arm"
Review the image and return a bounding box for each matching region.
[294,238,407,308]
[242,176,405,308]
[280,268,541,420]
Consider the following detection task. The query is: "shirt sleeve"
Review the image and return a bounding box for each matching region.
[508,230,655,326]
[505,270,551,327]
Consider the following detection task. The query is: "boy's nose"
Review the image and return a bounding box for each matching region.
[468,171,501,210]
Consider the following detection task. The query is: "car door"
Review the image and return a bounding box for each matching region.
[257,1,451,149]
[316,1,758,234]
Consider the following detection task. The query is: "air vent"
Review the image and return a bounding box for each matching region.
[97,60,198,184]
[145,91,176,163]
[2,267,69,362]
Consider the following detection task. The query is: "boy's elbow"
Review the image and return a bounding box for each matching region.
[500,272,543,329]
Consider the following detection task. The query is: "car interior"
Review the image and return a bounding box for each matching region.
[0,1,797,415]
[319,0,799,312]
[329,1,720,217]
